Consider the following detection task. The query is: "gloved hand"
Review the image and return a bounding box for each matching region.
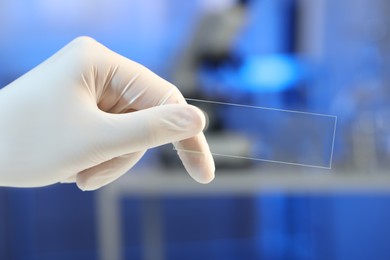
[0,36,215,191]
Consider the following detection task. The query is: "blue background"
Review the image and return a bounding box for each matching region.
[1,0,390,259]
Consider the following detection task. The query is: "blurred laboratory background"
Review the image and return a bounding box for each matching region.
[1,0,390,259]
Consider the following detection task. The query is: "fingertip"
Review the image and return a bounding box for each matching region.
[192,155,215,184]
[75,166,116,191]
[177,146,215,184]
[194,170,215,184]
[186,105,206,133]
[191,163,215,184]
[76,175,102,191]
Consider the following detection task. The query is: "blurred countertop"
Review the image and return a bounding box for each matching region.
[101,167,390,195]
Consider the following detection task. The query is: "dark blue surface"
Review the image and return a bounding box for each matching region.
[2,188,390,259]
[0,185,97,260]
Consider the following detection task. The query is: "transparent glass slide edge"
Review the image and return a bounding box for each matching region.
[174,98,337,169]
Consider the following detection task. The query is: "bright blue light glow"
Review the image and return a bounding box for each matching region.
[239,55,302,92]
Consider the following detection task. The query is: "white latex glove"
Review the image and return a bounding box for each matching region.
[0,36,215,191]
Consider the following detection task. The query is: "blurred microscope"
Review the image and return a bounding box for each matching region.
[161,0,308,170]
[161,0,253,169]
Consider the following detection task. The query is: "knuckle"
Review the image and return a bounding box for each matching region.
[72,36,98,47]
